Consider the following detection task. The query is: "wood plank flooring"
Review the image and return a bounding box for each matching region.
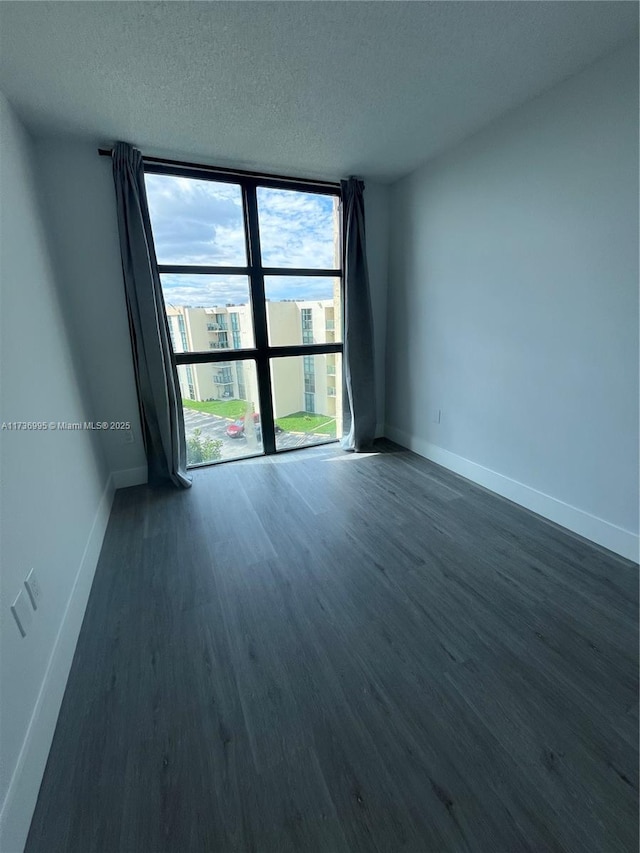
[26,440,639,852]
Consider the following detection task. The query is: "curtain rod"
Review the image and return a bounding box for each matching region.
[97,148,341,189]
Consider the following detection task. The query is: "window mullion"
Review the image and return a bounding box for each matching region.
[244,181,276,454]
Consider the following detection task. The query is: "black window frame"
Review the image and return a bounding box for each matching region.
[144,161,343,458]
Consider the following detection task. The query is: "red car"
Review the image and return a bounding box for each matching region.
[226,413,261,438]
[226,414,282,439]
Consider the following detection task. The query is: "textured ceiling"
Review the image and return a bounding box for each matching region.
[0,1,637,182]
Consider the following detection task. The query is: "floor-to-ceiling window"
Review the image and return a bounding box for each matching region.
[145,166,343,466]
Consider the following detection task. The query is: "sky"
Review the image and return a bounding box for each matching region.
[145,174,339,307]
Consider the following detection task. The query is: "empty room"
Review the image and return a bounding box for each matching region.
[0,2,638,852]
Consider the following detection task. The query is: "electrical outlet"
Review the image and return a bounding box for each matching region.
[11,589,32,637]
[24,568,42,610]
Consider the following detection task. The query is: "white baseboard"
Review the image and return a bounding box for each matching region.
[112,465,147,489]
[385,426,639,563]
[0,475,116,853]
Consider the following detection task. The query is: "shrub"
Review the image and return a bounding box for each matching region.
[187,428,223,464]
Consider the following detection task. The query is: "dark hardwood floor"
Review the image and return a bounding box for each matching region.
[26,440,639,852]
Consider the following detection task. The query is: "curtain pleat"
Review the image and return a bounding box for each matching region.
[341,177,377,451]
[112,142,191,488]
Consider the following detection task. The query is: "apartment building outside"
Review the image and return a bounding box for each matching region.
[166,296,342,432]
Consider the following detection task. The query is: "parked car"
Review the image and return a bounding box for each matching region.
[226,414,257,438]
[226,414,282,439]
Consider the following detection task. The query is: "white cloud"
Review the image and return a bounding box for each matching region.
[145,174,246,265]
[161,274,250,307]
[264,276,337,302]
[257,188,337,269]
[148,176,340,308]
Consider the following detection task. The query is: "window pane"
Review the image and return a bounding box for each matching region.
[270,354,342,451]
[145,174,246,265]
[180,360,262,466]
[161,275,254,352]
[257,188,339,269]
[264,277,342,347]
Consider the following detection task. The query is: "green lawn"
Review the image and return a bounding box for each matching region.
[182,399,252,419]
[183,401,337,437]
[276,411,337,437]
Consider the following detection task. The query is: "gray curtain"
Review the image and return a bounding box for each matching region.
[112,142,191,488]
[341,177,377,451]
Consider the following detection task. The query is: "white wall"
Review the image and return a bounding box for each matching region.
[0,96,115,851]
[33,139,147,487]
[386,40,639,560]
[364,180,389,436]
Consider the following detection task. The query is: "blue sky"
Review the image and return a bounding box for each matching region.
[145,174,338,307]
